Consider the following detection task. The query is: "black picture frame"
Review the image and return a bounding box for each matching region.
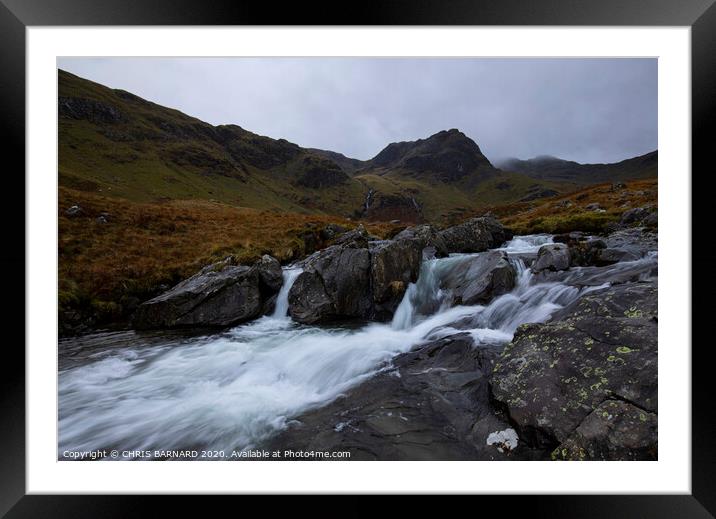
[2,0,712,515]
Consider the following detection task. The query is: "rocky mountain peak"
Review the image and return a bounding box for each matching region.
[368,129,496,182]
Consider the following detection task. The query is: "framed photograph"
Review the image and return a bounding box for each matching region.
[3,0,712,514]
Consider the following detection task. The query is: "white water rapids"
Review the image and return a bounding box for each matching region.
[57,234,656,458]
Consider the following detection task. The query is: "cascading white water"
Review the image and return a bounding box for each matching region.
[271,268,302,318]
[57,235,657,458]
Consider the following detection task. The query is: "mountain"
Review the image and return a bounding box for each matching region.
[58,69,366,216]
[365,129,497,183]
[59,70,650,224]
[496,151,657,184]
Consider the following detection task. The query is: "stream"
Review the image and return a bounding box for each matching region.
[58,234,657,458]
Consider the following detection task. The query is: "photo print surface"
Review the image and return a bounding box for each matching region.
[57,57,658,461]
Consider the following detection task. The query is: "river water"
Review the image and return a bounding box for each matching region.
[57,234,656,458]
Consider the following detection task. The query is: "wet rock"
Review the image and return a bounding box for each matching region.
[132,263,261,329]
[535,258,657,287]
[266,333,546,460]
[441,251,516,306]
[595,248,639,265]
[605,228,658,258]
[288,242,372,324]
[394,224,450,258]
[255,254,283,294]
[439,216,511,253]
[490,282,657,454]
[552,400,657,461]
[532,243,571,272]
[370,239,422,319]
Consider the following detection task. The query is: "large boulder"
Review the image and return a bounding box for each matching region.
[490,282,657,458]
[440,251,516,306]
[438,216,511,254]
[393,224,449,258]
[288,242,372,324]
[531,243,571,272]
[370,239,422,319]
[132,263,261,329]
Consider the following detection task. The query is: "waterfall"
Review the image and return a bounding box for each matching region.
[271,268,302,319]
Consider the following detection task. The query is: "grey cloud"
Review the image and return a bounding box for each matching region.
[57,57,657,164]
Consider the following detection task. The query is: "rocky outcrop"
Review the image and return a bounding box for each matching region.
[132,263,262,329]
[266,333,546,460]
[439,216,511,254]
[370,239,422,319]
[288,244,372,324]
[393,224,449,258]
[288,227,423,323]
[362,193,424,224]
[531,243,571,272]
[368,129,497,183]
[441,251,516,306]
[59,96,124,124]
[490,282,657,459]
[132,255,284,330]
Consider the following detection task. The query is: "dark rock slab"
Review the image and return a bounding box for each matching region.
[266,333,547,460]
[552,400,657,461]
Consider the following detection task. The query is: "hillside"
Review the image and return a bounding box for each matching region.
[58,70,572,223]
[59,70,367,217]
[496,150,657,184]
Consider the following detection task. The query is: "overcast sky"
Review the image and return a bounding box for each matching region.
[57,57,657,164]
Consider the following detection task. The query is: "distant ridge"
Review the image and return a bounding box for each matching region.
[496,151,657,184]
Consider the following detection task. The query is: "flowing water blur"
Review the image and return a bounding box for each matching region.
[58,234,656,458]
